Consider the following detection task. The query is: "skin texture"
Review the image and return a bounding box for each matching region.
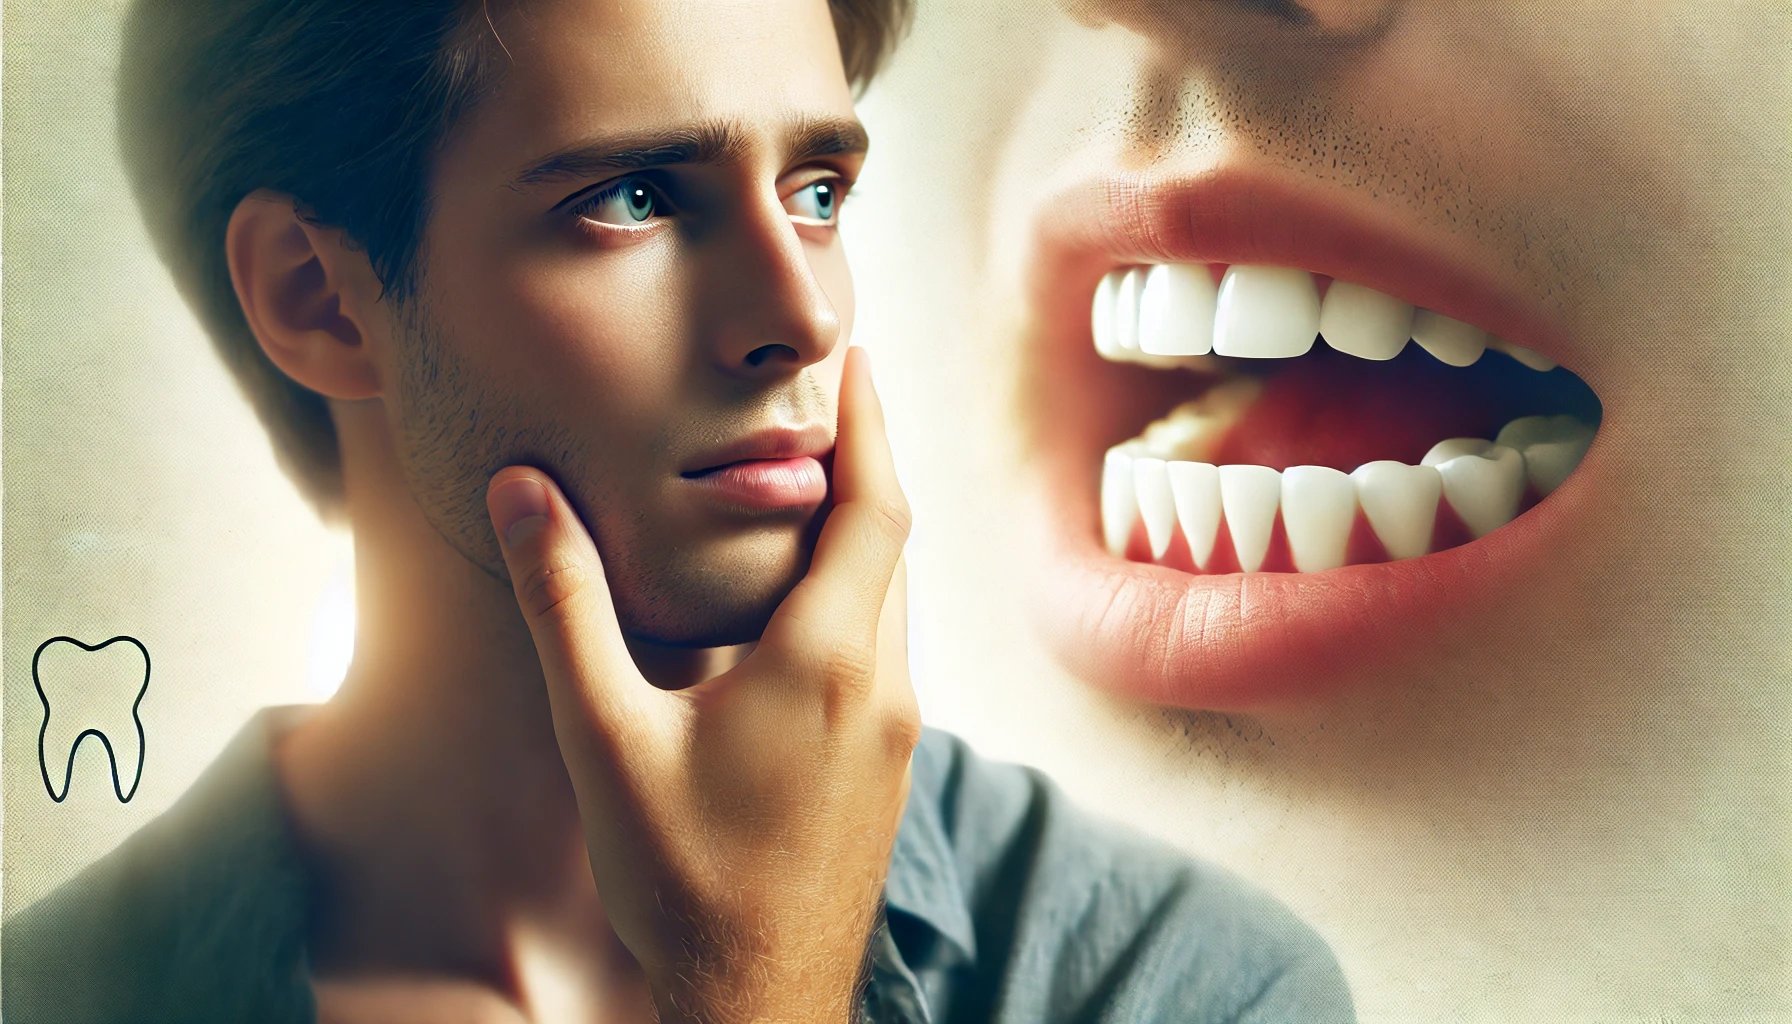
[844,0,1791,1019]
[224,0,917,1018]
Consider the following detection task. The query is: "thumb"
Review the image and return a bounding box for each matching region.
[486,467,658,748]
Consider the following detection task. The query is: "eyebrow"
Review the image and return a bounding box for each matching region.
[509,115,871,192]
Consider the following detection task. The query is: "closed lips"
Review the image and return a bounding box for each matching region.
[1091,263,1601,575]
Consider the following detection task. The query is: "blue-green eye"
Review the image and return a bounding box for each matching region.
[576,177,661,225]
[786,180,840,224]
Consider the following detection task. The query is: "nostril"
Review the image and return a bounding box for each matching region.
[744,343,800,368]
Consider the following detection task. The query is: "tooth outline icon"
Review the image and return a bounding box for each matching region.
[33,634,150,803]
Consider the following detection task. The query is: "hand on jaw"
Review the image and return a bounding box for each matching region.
[486,347,918,1022]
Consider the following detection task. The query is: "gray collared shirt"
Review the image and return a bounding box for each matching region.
[4,708,1354,1022]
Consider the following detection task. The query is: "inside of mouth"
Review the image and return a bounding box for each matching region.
[1093,263,1603,575]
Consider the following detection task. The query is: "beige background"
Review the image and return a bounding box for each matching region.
[5,2,1789,1022]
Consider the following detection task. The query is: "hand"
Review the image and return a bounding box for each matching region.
[485,347,919,1023]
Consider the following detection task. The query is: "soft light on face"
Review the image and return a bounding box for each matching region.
[372,0,866,646]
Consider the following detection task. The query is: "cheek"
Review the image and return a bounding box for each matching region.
[486,247,692,417]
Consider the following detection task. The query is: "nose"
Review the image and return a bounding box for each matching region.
[699,191,842,379]
[1067,0,1402,42]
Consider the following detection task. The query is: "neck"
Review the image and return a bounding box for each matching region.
[275,400,740,995]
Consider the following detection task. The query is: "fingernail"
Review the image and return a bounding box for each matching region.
[490,476,550,547]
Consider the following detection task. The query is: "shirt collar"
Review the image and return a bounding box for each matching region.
[881,758,979,965]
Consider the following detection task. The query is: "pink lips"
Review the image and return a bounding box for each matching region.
[1023,164,1603,710]
[681,425,832,511]
[685,456,828,510]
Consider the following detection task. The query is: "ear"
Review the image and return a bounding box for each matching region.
[225,189,388,401]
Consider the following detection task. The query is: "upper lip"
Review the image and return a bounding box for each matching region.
[681,424,833,477]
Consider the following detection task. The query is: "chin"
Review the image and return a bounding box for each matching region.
[614,532,813,649]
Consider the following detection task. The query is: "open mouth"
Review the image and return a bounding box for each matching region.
[1093,263,1600,574]
[1022,166,1608,709]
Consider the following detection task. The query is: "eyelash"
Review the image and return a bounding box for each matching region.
[561,171,857,230]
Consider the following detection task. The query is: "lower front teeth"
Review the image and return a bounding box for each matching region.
[1281,466,1356,572]
[1101,413,1595,571]
[1218,465,1282,572]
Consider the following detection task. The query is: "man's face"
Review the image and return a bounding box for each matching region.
[852,1,1788,709]
[848,2,1786,1015]
[375,0,864,646]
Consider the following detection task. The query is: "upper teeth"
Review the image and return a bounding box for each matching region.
[1093,264,1555,371]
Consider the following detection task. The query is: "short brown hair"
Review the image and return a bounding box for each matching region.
[118,0,911,524]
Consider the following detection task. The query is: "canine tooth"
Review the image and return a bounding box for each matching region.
[1102,445,1141,556]
[1139,264,1217,356]
[1133,458,1177,560]
[1351,461,1442,560]
[1496,415,1595,495]
[34,636,150,802]
[1213,266,1320,359]
[1115,267,1145,356]
[1092,270,1120,360]
[1167,461,1223,570]
[1318,281,1413,360]
[1434,444,1525,538]
[1218,464,1282,572]
[1281,466,1357,572]
[1421,437,1494,466]
[1411,309,1486,367]
[1489,338,1556,372]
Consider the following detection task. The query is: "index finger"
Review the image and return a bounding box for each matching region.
[759,347,911,670]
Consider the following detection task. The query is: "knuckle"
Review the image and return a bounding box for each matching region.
[882,699,923,757]
[516,553,588,621]
[870,494,913,544]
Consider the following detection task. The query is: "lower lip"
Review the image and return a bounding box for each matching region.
[684,456,828,510]
[1029,448,1597,710]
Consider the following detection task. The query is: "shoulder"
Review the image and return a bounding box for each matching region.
[906,727,1355,1024]
[2,709,316,1024]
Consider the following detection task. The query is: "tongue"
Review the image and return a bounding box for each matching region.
[1210,345,1599,471]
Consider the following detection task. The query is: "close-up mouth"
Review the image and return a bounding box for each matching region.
[1024,164,1608,708]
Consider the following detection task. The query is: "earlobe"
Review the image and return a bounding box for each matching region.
[225,189,385,401]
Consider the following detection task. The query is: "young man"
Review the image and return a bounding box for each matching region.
[4,1,1352,1021]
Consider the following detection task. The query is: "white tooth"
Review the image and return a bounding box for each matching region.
[1434,444,1525,538]
[1142,416,1222,462]
[1115,267,1145,356]
[1411,309,1486,366]
[1139,264,1217,356]
[1280,466,1357,572]
[1092,270,1120,360]
[1496,415,1595,495]
[1102,445,1140,557]
[1218,464,1282,572]
[1318,281,1413,361]
[1490,338,1556,372]
[1167,461,1223,570]
[1421,437,1493,466]
[1351,461,1441,561]
[1213,266,1320,359]
[1494,414,1592,452]
[1133,458,1176,560]
[1135,377,1264,462]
